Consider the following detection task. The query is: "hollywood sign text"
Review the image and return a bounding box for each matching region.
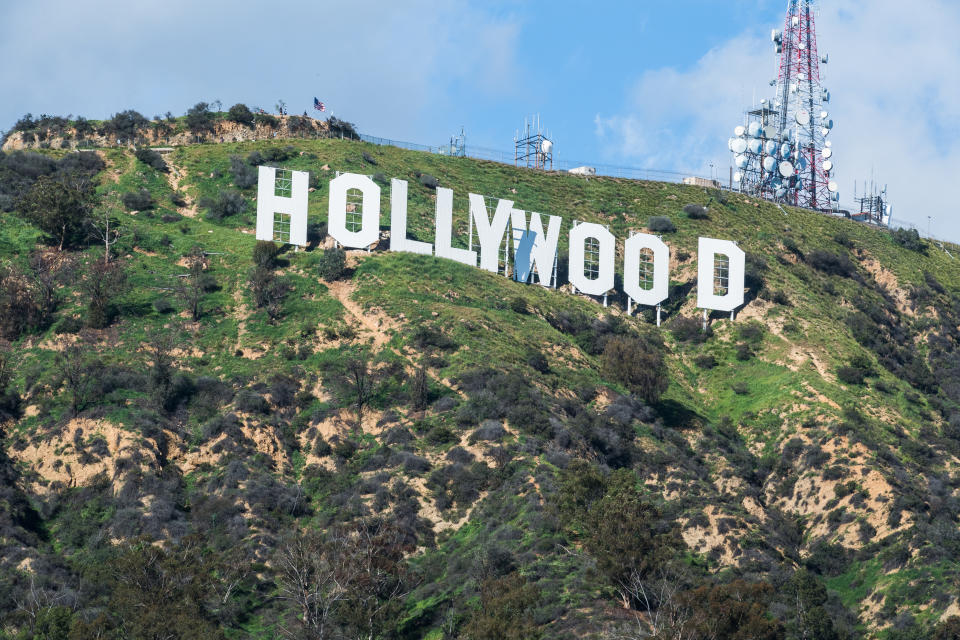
[254,167,746,313]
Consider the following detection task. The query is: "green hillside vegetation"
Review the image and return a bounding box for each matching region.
[2,129,960,639]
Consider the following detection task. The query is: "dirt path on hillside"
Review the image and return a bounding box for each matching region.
[324,277,395,351]
[164,156,199,218]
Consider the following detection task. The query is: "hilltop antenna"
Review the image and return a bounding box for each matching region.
[515,114,553,170]
[728,0,838,212]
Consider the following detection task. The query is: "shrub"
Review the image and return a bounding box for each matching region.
[153,297,174,314]
[362,152,378,165]
[252,240,282,268]
[200,189,247,220]
[317,247,347,280]
[732,382,750,395]
[694,354,718,369]
[891,227,923,252]
[647,216,676,233]
[419,174,439,189]
[837,366,866,385]
[601,335,669,404]
[669,315,710,343]
[227,103,255,126]
[121,188,154,211]
[134,147,168,172]
[526,350,550,374]
[470,420,507,443]
[246,150,265,166]
[683,204,709,219]
[326,116,359,140]
[735,343,753,361]
[229,154,257,189]
[103,110,148,139]
[807,249,856,278]
[509,296,529,314]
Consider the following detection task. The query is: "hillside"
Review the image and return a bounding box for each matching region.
[1,134,960,639]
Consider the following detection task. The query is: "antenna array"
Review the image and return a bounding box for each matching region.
[515,115,553,170]
[729,0,838,211]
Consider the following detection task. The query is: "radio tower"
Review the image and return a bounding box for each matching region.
[729,0,839,211]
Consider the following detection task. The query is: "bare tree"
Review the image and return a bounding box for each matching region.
[275,530,350,640]
[608,567,694,640]
[81,258,128,328]
[55,340,100,414]
[333,354,374,429]
[87,211,122,263]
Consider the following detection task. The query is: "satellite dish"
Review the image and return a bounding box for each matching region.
[821,127,831,137]
[823,160,833,172]
[822,89,830,102]
[832,192,840,201]
[780,143,792,157]
[790,83,798,94]
[734,125,746,137]
[748,138,763,154]
[735,154,748,168]
[821,53,829,64]
[733,171,742,182]
[779,161,795,177]
[732,138,748,154]
[764,140,778,154]
[771,29,782,42]
[728,138,736,152]
[820,110,829,120]
[823,119,834,130]
[828,181,839,193]
[796,110,811,125]
[781,129,792,142]
[748,121,762,137]
[825,140,832,148]
[822,147,833,159]
[764,125,778,139]
[796,155,808,170]
[541,139,553,153]
[763,156,777,172]
[793,15,800,25]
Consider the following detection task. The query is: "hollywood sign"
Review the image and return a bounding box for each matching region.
[254,167,746,314]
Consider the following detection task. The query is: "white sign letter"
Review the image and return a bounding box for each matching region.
[624,233,670,306]
[328,173,381,249]
[510,209,561,287]
[389,179,432,255]
[256,166,309,246]
[468,194,513,273]
[434,188,477,267]
[697,237,746,312]
[569,222,615,296]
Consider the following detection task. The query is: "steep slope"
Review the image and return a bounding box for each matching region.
[1,136,960,638]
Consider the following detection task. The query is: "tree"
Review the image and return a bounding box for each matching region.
[54,342,100,414]
[0,341,20,421]
[81,258,128,328]
[147,330,176,411]
[103,537,226,639]
[580,470,679,609]
[601,335,669,404]
[679,580,784,640]
[933,617,960,640]
[186,102,215,134]
[17,172,98,250]
[227,103,254,126]
[103,110,148,140]
[249,266,290,322]
[412,363,429,411]
[276,519,413,640]
[463,573,541,640]
[86,210,123,263]
[177,246,216,321]
[340,355,375,428]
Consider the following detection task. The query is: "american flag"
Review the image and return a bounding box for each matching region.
[313,97,326,112]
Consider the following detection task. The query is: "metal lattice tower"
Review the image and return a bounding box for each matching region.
[730,0,839,211]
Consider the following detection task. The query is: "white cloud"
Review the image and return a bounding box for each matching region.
[595,0,960,240]
[0,0,521,143]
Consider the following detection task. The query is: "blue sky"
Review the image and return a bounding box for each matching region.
[2,1,958,239]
